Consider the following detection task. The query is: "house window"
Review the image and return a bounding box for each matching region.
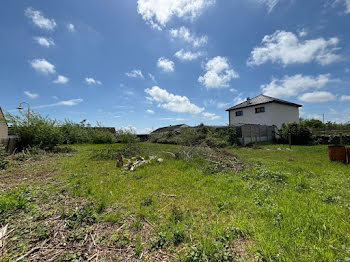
[255,107,265,113]
[235,111,243,116]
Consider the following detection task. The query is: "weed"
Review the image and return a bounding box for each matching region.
[171,224,186,245]
[0,145,8,169]
[169,206,184,223]
[202,162,223,175]
[58,252,82,262]
[0,187,32,217]
[150,231,170,250]
[134,235,143,257]
[109,230,130,248]
[131,218,144,231]
[35,223,53,241]
[243,167,288,184]
[62,203,97,230]
[91,144,143,160]
[140,195,153,207]
[103,211,122,224]
[182,240,234,262]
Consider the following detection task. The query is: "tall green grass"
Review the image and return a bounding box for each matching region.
[60,143,350,261]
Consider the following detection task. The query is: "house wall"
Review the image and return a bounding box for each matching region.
[0,109,8,144]
[229,102,299,129]
[0,122,8,145]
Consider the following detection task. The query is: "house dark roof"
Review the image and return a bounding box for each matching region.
[226,94,302,111]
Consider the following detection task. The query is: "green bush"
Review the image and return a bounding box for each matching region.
[150,126,238,148]
[281,122,313,145]
[60,121,91,144]
[6,112,116,150]
[7,112,64,150]
[115,129,139,143]
[300,119,324,129]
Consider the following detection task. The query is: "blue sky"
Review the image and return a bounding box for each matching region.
[1,0,350,133]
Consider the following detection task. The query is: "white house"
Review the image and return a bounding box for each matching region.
[226,94,302,128]
[0,107,8,145]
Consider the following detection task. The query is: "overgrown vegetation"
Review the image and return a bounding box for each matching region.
[6,112,116,150]
[58,143,350,261]
[280,122,313,145]
[2,142,350,261]
[115,128,139,144]
[150,125,239,148]
[0,145,8,169]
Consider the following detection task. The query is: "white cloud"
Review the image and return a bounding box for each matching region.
[298,91,336,103]
[146,109,155,114]
[335,0,350,14]
[137,0,215,29]
[157,57,175,72]
[298,28,308,37]
[33,99,83,109]
[158,117,186,121]
[85,77,102,85]
[34,37,55,47]
[53,75,69,84]
[248,30,341,66]
[125,69,144,79]
[340,95,350,101]
[233,93,246,105]
[259,0,280,12]
[148,73,157,83]
[204,99,230,109]
[174,49,203,61]
[170,27,207,47]
[344,0,350,13]
[145,86,204,114]
[30,59,56,75]
[25,7,56,31]
[202,112,221,120]
[198,56,239,88]
[67,23,75,32]
[24,91,39,99]
[58,99,83,106]
[229,88,237,93]
[261,74,333,98]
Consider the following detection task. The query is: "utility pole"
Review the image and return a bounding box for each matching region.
[17,102,31,125]
[323,113,325,136]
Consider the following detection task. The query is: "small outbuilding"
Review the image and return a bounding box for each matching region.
[226,94,302,129]
[0,107,8,145]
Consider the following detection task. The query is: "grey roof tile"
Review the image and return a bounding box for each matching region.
[226,94,302,111]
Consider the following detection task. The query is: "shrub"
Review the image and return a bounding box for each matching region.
[150,126,238,148]
[6,112,116,150]
[60,121,91,144]
[115,129,139,144]
[7,112,64,150]
[61,121,116,144]
[281,122,313,145]
[300,119,324,129]
[89,129,116,144]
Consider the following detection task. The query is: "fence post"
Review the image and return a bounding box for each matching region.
[250,125,252,144]
[288,133,292,149]
[340,133,343,146]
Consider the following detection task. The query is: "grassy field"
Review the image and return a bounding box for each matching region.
[1,143,349,261]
